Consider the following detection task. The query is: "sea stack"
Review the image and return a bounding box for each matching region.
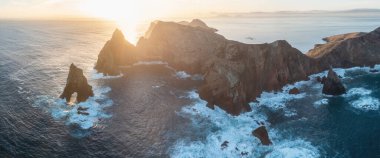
[95,29,136,75]
[60,63,94,102]
[252,126,272,146]
[322,67,346,95]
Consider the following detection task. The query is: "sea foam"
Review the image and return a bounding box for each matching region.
[34,86,112,130]
[171,90,319,158]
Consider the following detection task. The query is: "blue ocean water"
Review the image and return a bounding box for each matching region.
[0,11,380,157]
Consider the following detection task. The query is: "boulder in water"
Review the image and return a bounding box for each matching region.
[322,67,346,95]
[252,126,272,146]
[60,63,94,103]
[289,87,300,94]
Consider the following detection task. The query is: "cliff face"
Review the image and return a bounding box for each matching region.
[137,21,226,74]
[307,27,380,68]
[94,29,136,75]
[198,40,319,114]
[95,19,380,115]
[60,64,94,103]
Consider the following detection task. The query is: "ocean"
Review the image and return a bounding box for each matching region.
[1,12,380,158]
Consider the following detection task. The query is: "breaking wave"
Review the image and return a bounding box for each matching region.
[171,91,319,158]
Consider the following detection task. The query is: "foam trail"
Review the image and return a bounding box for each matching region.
[34,86,112,130]
[90,70,123,79]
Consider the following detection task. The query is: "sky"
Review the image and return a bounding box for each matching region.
[0,0,380,20]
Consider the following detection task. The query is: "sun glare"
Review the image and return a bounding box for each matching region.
[79,0,159,44]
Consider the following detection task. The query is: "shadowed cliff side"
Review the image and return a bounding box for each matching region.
[95,29,136,75]
[95,19,380,115]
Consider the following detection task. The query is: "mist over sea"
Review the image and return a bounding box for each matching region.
[1,11,380,157]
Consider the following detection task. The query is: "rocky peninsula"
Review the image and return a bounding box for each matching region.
[95,19,380,115]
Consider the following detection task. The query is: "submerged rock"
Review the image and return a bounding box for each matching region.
[221,141,229,150]
[252,126,272,146]
[77,110,89,115]
[95,29,136,75]
[60,64,94,102]
[322,67,346,95]
[289,87,300,94]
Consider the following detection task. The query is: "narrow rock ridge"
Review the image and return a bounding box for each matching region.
[95,19,380,115]
[60,63,94,103]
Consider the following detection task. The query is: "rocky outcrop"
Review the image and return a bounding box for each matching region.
[95,19,380,115]
[307,27,380,68]
[95,29,136,75]
[322,67,346,95]
[252,126,272,145]
[60,64,94,102]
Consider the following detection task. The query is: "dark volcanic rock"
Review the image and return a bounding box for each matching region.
[221,141,229,150]
[77,110,89,115]
[322,67,346,95]
[60,64,94,102]
[289,87,300,94]
[95,29,136,75]
[77,106,89,111]
[252,126,272,146]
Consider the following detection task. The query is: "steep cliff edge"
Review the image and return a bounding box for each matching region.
[60,64,94,103]
[307,27,380,68]
[94,29,136,75]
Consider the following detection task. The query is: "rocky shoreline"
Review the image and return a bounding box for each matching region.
[94,19,380,116]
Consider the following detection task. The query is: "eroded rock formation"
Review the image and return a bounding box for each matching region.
[95,19,380,115]
[60,64,94,102]
[322,67,346,95]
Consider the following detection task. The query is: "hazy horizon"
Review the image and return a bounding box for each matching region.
[1,0,380,20]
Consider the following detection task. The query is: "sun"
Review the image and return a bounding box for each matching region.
[78,0,158,44]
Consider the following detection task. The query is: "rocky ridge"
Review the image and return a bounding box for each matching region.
[94,19,380,115]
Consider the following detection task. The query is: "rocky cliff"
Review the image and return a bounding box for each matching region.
[60,64,94,103]
[95,19,380,115]
[307,27,380,68]
[94,29,136,75]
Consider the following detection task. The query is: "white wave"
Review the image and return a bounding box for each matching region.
[350,97,380,111]
[90,70,123,80]
[33,86,112,129]
[171,90,319,158]
[344,88,372,98]
[132,60,168,66]
[313,99,329,107]
[266,139,320,158]
[176,71,191,79]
